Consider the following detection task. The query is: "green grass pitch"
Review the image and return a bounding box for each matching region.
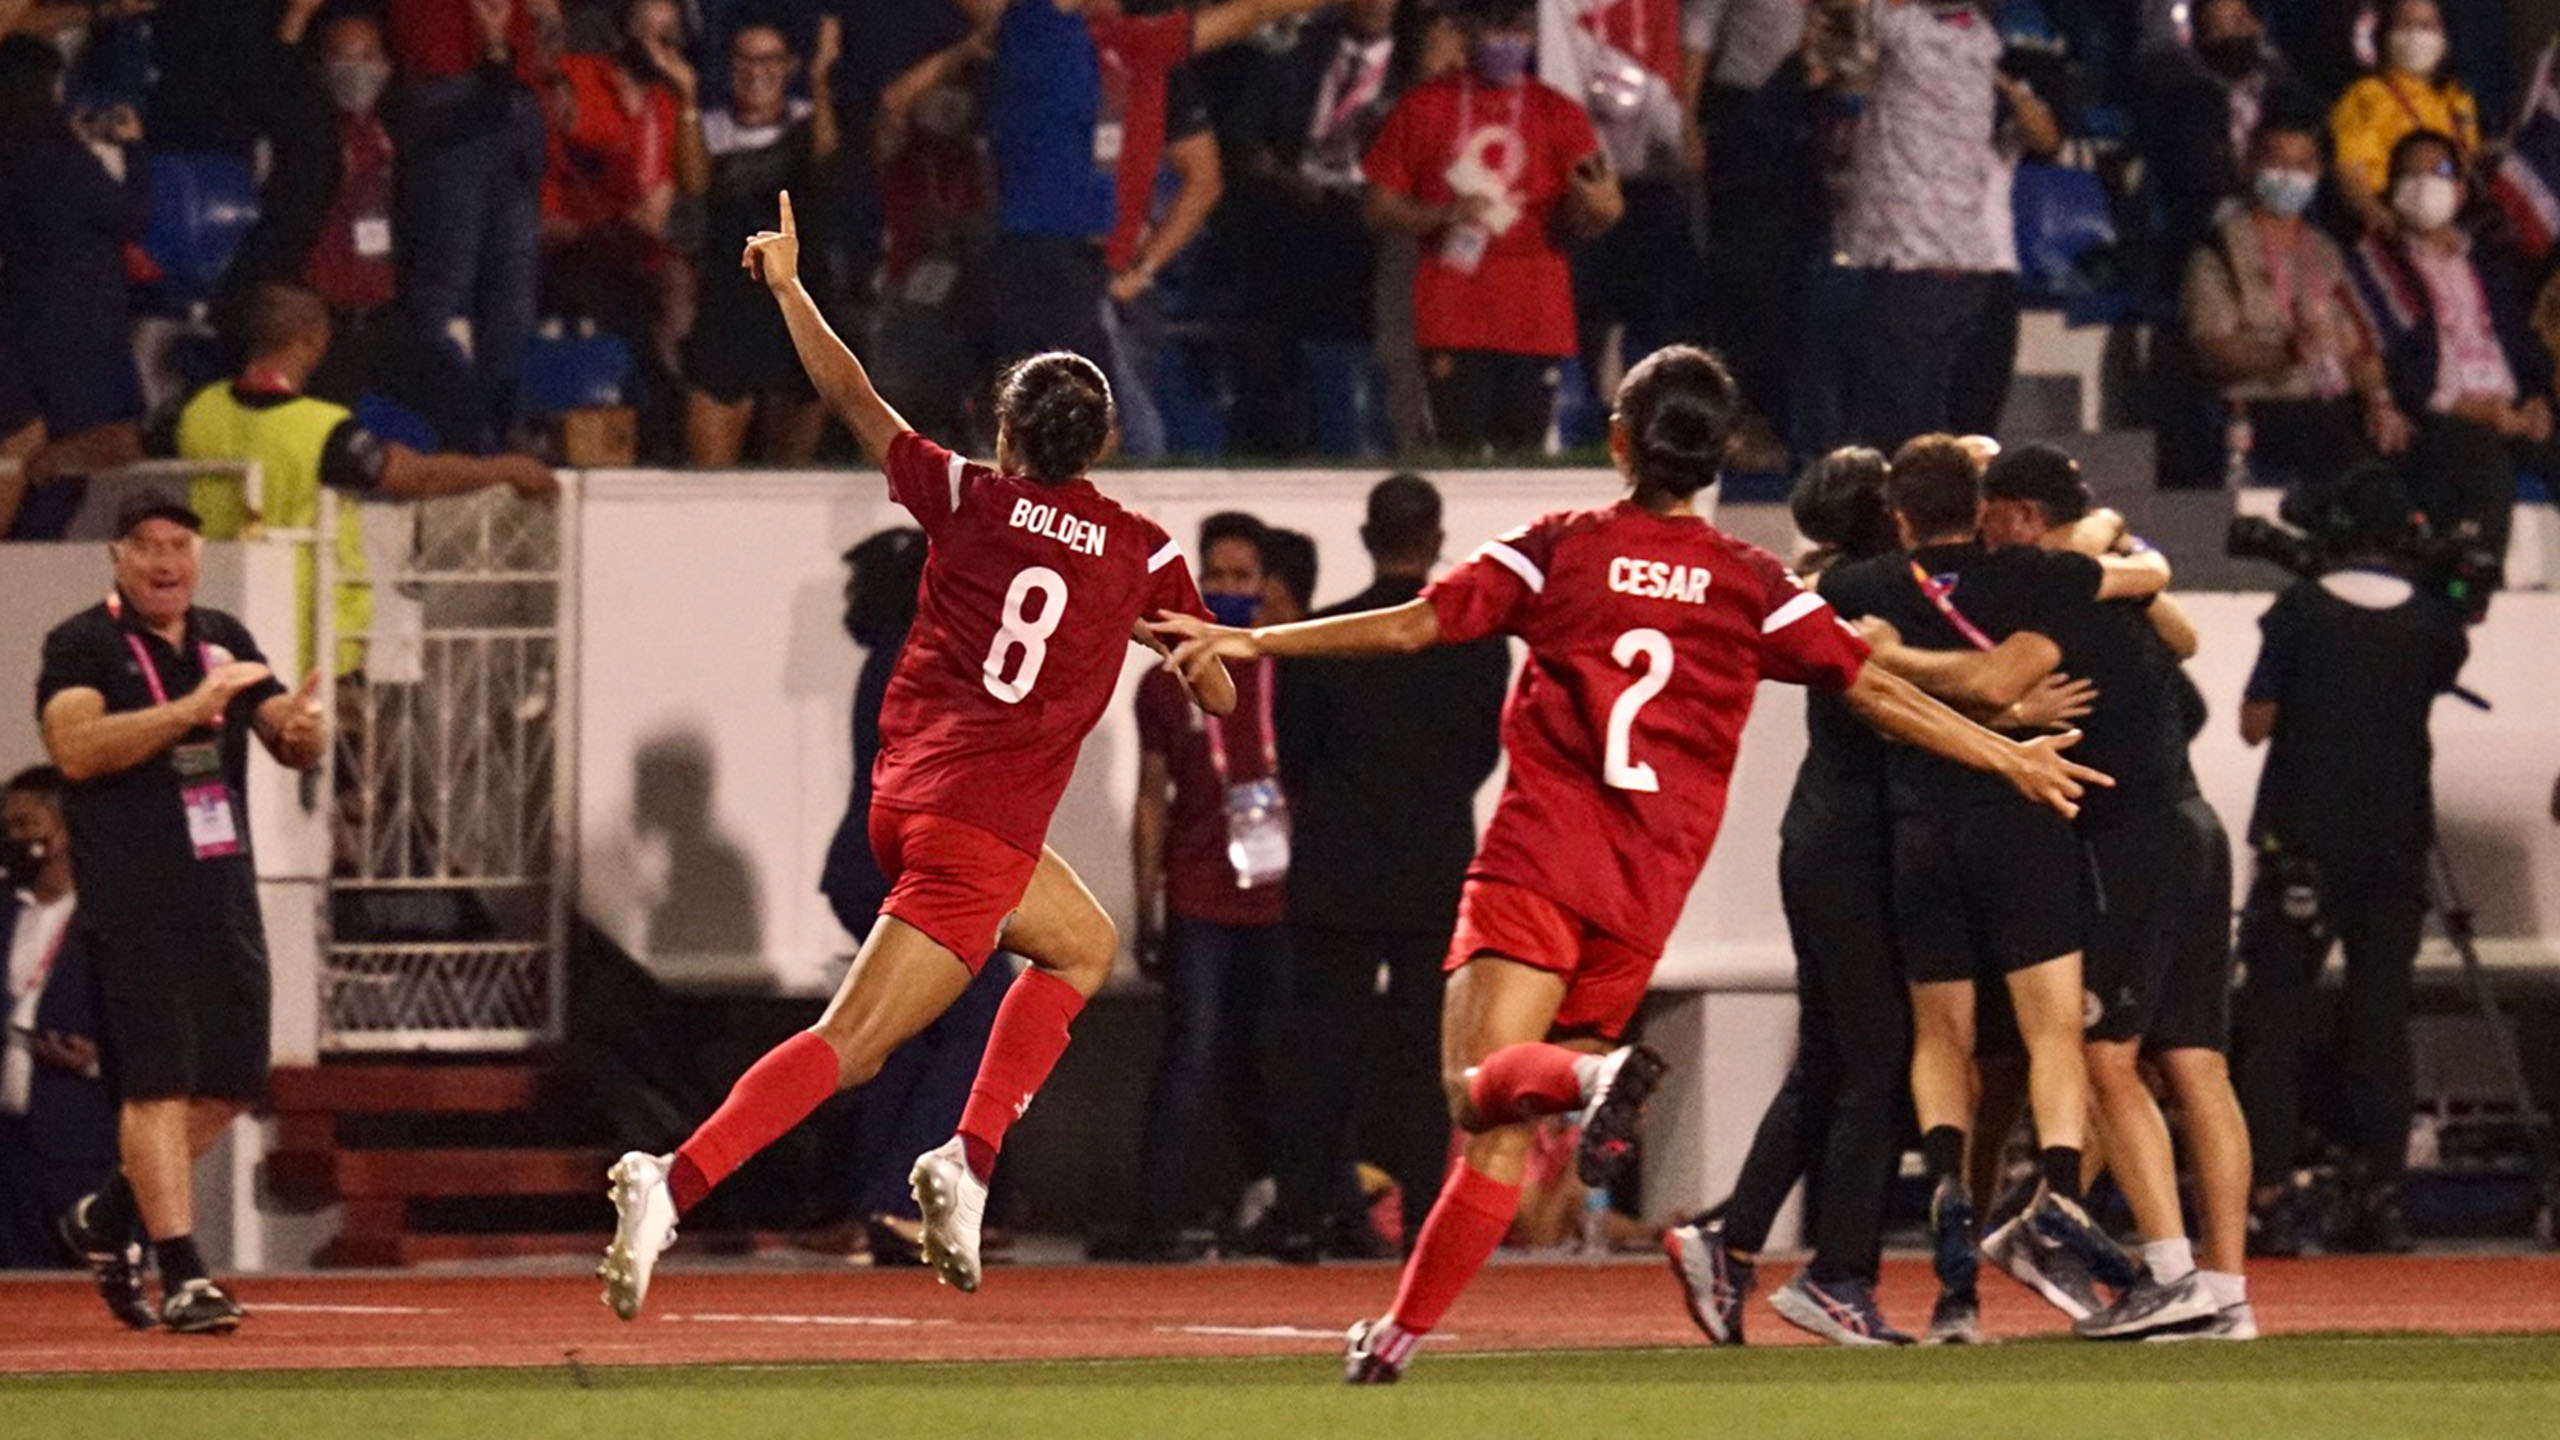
[6,1335,2554,1439]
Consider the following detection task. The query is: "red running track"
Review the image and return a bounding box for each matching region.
[4,1254,2556,1375]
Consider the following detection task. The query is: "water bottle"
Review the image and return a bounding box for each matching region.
[1581,1183,1611,1254]
[2222,405,2256,490]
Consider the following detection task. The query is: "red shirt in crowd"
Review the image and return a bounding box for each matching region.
[387,0,547,89]
[302,113,398,311]
[541,54,678,234]
[1089,8,1193,275]
[1136,658,1285,928]
[872,432,1211,858]
[1424,503,1868,953]
[1365,72,1600,357]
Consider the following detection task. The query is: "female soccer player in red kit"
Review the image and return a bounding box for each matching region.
[1157,346,2107,1383]
[600,193,1234,1317]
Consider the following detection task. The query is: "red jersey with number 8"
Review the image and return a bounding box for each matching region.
[875,432,1210,856]
[1425,502,1869,953]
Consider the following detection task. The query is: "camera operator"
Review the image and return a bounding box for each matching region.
[2230,462,2469,1257]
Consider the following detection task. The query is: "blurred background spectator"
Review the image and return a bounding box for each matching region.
[2345,127,2554,566]
[2136,0,2318,269]
[682,16,840,466]
[2330,0,2479,236]
[1228,0,1405,458]
[1363,0,1620,457]
[540,0,703,460]
[868,30,995,447]
[1833,0,2049,454]
[1269,474,1506,1260]
[2185,112,2401,495]
[1114,510,1293,1262]
[0,33,148,532]
[387,0,561,452]
[0,764,112,1272]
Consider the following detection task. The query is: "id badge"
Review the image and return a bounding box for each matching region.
[902,257,960,308]
[1222,778,1292,890]
[353,216,394,257]
[173,742,242,860]
[1438,222,1489,276]
[1093,121,1125,167]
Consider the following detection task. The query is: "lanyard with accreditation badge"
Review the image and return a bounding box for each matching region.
[1201,658,1290,890]
[1907,560,2000,653]
[104,591,244,861]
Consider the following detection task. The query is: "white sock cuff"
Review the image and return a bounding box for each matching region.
[2200,1270,2247,1308]
[2141,1237,2196,1283]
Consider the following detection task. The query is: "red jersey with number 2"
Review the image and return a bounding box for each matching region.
[1426,502,1869,954]
[875,432,1210,856]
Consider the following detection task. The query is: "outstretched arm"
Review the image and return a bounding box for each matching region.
[1842,664,2109,819]
[1857,619,2064,714]
[746,190,910,468]
[1131,621,1237,716]
[1152,599,1442,674]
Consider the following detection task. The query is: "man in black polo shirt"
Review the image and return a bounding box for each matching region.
[1267,475,1509,1259]
[1963,445,2258,1342]
[1822,435,2166,1343]
[36,491,329,1334]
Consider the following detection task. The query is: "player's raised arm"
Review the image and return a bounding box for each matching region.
[1842,662,2111,820]
[1151,598,1442,680]
[1130,621,1237,717]
[745,191,910,469]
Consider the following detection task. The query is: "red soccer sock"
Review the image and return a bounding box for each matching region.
[1388,1161,1522,1335]
[955,967,1087,1183]
[1465,1042,1588,1127]
[668,1030,841,1215]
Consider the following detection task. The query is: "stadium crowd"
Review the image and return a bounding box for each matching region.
[0,0,2553,519]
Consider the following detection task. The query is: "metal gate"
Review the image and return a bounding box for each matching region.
[321,485,573,1051]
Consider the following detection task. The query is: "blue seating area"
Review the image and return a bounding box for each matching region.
[142,150,259,315]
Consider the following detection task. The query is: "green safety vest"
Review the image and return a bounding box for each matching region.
[178,383,372,678]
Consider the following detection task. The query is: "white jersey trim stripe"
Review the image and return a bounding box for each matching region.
[1479,540,1546,594]
[945,454,966,513]
[1147,538,1183,573]
[1761,591,1830,634]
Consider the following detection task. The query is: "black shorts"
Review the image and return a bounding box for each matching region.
[1892,804,2086,985]
[682,293,820,405]
[86,908,272,1103]
[2082,794,2229,1045]
[2142,796,2236,1055]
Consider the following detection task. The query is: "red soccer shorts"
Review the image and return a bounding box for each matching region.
[868,805,1039,973]
[1444,878,1659,1042]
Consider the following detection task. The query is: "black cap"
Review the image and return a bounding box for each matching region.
[113,488,204,539]
[1981,443,2092,524]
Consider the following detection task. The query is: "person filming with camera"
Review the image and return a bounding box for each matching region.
[2229,462,2469,1257]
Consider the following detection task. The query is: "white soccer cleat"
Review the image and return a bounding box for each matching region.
[598,1151,679,1321]
[910,1137,988,1293]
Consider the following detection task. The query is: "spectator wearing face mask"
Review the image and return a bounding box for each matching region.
[2135,0,2317,268]
[2329,0,2477,236]
[225,13,484,451]
[1364,0,1622,457]
[2344,127,2553,571]
[539,0,710,456]
[1114,510,1295,1262]
[2185,114,2403,494]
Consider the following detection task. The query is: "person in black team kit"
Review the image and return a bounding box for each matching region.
[1938,446,2257,1342]
[2231,463,2468,1257]
[1661,450,1894,1345]
[1267,475,1510,1261]
[1821,435,2164,1344]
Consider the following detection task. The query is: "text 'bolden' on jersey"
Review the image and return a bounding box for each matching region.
[1426,501,1870,954]
[873,432,1210,856]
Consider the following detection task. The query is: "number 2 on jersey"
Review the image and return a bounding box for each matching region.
[983,566,1068,703]
[1603,628,1673,793]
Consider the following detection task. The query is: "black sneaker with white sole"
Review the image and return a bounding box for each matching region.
[1925,1288,1983,1345]
[160,1278,245,1335]
[2074,1269,2222,1340]
[1574,1045,1668,1189]
[58,1194,156,1331]
[1981,1210,2103,1321]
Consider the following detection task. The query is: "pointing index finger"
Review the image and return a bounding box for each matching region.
[778,189,795,236]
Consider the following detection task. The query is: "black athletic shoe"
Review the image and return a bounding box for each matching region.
[1928,1177,1979,1298]
[1925,1287,1983,1345]
[57,1194,156,1332]
[160,1278,245,1335]
[1574,1044,1669,1188]
[2074,1269,2221,1340]
[2027,1192,2140,1292]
